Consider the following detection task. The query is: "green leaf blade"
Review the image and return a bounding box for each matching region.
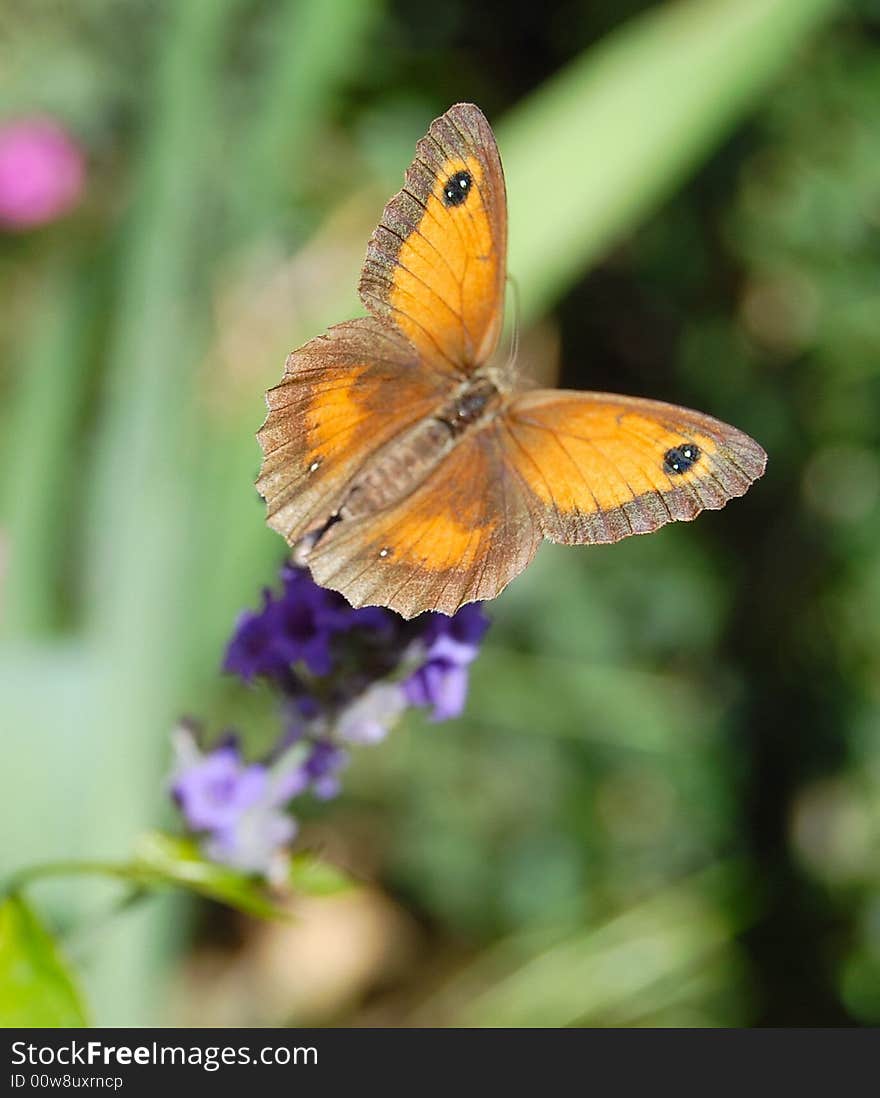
[502,0,843,322]
[0,895,89,1027]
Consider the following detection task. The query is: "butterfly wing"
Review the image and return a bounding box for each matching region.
[498,389,767,544]
[257,317,446,546]
[359,102,507,376]
[305,424,540,618]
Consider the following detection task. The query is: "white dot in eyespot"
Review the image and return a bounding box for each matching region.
[379,548,389,558]
[309,461,320,472]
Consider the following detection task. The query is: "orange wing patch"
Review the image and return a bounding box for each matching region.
[257,317,445,546]
[501,390,767,544]
[359,104,507,375]
[305,426,540,619]
[390,153,498,367]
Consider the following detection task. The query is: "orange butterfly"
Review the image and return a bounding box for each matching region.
[257,103,766,618]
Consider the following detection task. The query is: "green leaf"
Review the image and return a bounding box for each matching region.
[133,832,289,920]
[288,852,356,897]
[501,0,843,323]
[0,895,89,1027]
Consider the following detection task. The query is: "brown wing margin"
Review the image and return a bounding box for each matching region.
[358,103,508,375]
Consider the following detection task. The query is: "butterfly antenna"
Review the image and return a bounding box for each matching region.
[504,274,521,372]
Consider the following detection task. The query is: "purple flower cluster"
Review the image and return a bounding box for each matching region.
[171,565,489,876]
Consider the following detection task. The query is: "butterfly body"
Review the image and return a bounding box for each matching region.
[341,412,462,520]
[257,104,766,618]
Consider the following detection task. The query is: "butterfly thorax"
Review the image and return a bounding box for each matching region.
[441,374,501,435]
[335,375,500,524]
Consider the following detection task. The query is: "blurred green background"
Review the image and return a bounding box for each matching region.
[3,0,880,1026]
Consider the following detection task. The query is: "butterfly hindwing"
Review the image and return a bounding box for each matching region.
[306,425,540,618]
[359,103,507,376]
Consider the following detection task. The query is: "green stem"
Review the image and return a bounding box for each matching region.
[2,860,156,899]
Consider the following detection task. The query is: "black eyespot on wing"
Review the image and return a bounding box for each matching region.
[663,442,701,475]
[442,170,471,207]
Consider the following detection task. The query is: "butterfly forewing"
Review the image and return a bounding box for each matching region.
[358,103,507,376]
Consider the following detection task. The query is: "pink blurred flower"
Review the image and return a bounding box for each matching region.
[0,117,85,230]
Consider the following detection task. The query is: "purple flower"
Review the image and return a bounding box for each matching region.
[271,587,336,675]
[404,603,490,721]
[223,581,334,679]
[223,593,291,682]
[169,726,305,875]
[223,565,399,684]
[0,118,84,230]
[171,733,267,832]
[404,660,470,721]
